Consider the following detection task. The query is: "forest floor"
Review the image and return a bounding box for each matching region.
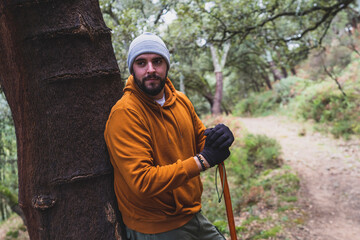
[239,115,360,240]
[0,214,28,240]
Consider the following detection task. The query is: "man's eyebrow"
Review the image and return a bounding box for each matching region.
[134,58,145,62]
[135,56,163,62]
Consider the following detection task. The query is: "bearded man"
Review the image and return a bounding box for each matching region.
[104,32,234,240]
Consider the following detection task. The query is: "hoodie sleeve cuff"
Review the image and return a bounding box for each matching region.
[182,157,201,179]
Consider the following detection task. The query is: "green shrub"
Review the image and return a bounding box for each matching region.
[242,134,283,170]
[5,230,19,239]
[331,120,355,139]
[258,170,300,197]
[233,76,306,117]
[233,91,280,116]
[274,77,304,105]
[296,83,360,138]
[227,148,254,184]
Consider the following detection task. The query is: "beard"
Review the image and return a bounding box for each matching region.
[134,73,166,97]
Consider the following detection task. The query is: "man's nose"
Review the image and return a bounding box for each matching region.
[147,62,156,73]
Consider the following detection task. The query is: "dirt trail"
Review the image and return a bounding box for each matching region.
[239,116,360,240]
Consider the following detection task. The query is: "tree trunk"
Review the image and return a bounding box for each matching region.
[261,74,272,90]
[249,77,260,92]
[209,43,230,115]
[269,61,283,81]
[179,73,186,94]
[203,93,214,109]
[0,1,125,239]
[281,67,288,78]
[0,200,5,221]
[350,14,360,35]
[211,71,224,115]
[11,205,27,227]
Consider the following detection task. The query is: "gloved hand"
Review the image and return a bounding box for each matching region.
[200,136,230,168]
[204,124,234,149]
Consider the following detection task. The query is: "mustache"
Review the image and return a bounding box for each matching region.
[143,74,162,81]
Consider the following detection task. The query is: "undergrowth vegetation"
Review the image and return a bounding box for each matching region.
[201,116,303,239]
[233,54,360,140]
[295,82,360,139]
[0,215,27,240]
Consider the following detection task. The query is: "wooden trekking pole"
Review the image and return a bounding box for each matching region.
[219,162,237,240]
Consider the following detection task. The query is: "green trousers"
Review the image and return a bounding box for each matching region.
[125,212,226,240]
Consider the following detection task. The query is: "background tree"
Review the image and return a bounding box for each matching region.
[166,0,355,114]
[0,90,22,222]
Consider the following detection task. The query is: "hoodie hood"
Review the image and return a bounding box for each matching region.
[124,75,177,110]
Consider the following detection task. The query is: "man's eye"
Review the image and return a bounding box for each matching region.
[136,61,146,66]
[153,59,163,65]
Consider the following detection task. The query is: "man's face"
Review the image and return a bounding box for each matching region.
[132,53,167,99]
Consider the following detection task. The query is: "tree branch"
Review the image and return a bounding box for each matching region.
[323,65,347,97]
[208,0,354,44]
[154,4,170,25]
[102,2,121,26]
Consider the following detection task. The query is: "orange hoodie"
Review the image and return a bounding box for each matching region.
[104,75,206,234]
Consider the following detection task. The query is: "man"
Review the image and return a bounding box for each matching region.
[104,32,234,240]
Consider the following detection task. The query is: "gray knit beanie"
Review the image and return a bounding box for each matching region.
[127,32,170,74]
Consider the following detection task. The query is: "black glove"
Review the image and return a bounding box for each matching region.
[204,124,234,149]
[200,136,230,167]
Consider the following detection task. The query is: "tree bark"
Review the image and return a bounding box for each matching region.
[212,71,224,115]
[281,67,288,79]
[209,43,230,115]
[202,93,213,107]
[269,60,283,81]
[0,0,125,239]
[261,74,272,90]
